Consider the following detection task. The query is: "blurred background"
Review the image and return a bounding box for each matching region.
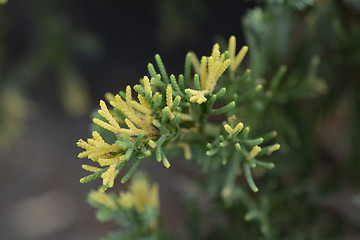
[0,0,250,238]
[1,0,360,239]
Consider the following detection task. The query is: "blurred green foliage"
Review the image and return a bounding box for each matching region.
[0,0,100,149]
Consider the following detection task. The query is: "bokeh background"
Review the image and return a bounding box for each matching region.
[0,0,250,239]
[1,0,360,239]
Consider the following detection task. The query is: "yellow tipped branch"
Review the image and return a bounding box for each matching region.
[76,39,280,194]
[89,191,116,209]
[143,76,152,97]
[104,92,116,102]
[200,56,208,89]
[196,44,232,95]
[173,143,192,160]
[166,85,173,108]
[124,118,141,133]
[224,122,244,137]
[249,145,262,159]
[101,164,117,189]
[228,36,236,64]
[131,100,152,115]
[165,107,175,121]
[94,100,121,134]
[148,140,156,148]
[82,164,102,173]
[92,118,118,134]
[232,46,248,71]
[110,95,138,126]
[137,95,152,112]
[162,154,171,168]
[257,144,280,156]
[109,93,153,137]
[98,154,125,167]
[77,131,120,162]
[228,36,248,72]
[185,89,208,104]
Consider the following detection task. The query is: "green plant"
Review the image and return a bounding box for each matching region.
[77,36,281,238]
[77,0,360,238]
